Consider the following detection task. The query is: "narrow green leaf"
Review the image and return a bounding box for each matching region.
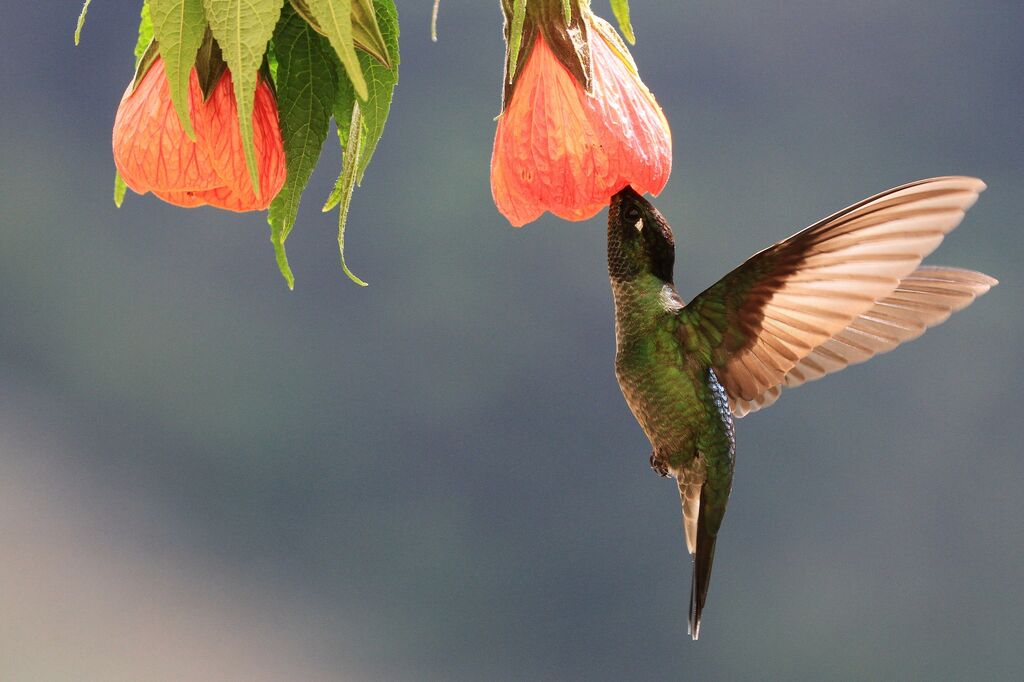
[332,69,357,148]
[74,0,92,45]
[302,0,369,100]
[353,0,397,183]
[114,171,128,207]
[135,2,155,65]
[320,70,355,211]
[271,236,295,289]
[150,0,207,140]
[267,5,338,289]
[201,0,284,196]
[507,0,526,82]
[562,0,571,23]
[336,102,368,286]
[430,0,440,41]
[322,0,397,210]
[266,41,279,81]
[351,0,391,68]
[609,0,635,44]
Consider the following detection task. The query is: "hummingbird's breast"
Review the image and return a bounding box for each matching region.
[612,278,704,472]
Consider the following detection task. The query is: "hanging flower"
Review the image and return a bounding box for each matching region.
[112,55,286,212]
[491,1,672,226]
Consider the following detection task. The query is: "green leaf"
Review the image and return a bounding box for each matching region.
[301,0,369,100]
[430,0,440,41]
[266,5,338,289]
[350,0,391,68]
[609,0,635,44]
[74,0,92,45]
[322,0,397,210]
[320,61,356,212]
[266,39,279,81]
[150,0,207,140]
[562,0,571,23]
[353,0,397,183]
[135,3,155,65]
[332,67,357,147]
[507,0,526,82]
[201,0,284,196]
[336,102,367,286]
[319,63,354,211]
[271,233,295,290]
[291,0,391,68]
[114,171,128,207]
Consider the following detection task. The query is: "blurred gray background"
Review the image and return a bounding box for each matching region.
[2,1,1022,679]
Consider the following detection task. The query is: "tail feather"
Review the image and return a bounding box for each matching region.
[679,478,701,554]
[688,491,718,640]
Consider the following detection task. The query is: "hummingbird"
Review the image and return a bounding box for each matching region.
[607,177,996,639]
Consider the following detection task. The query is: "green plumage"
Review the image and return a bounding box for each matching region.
[608,212,734,640]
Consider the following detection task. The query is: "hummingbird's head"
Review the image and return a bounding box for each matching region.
[608,186,675,283]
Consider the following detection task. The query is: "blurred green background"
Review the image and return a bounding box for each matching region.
[2,1,1021,679]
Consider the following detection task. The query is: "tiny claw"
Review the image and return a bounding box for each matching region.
[649,451,670,478]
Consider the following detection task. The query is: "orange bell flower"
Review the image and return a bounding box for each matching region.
[112,56,286,212]
[491,10,672,227]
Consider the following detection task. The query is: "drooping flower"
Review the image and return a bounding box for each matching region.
[112,55,286,212]
[491,2,672,227]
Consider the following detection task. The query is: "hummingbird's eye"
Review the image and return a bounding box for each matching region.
[624,205,642,223]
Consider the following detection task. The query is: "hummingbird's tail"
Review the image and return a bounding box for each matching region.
[688,490,718,641]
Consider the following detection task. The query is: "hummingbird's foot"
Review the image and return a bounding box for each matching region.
[649,451,670,478]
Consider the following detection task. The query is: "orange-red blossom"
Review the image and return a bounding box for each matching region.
[491,13,672,226]
[112,57,285,212]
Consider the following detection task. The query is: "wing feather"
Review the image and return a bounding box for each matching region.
[676,177,990,416]
[735,266,997,415]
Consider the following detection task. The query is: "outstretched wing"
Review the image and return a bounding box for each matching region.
[729,266,997,416]
[678,177,989,416]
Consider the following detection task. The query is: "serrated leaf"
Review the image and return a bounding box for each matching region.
[293,0,390,67]
[271,234,295,289]
[114,170,128,207]
[74,0,92,45]
[266,5,338,289]
[353,0,397,182]
[301,0,369,100]
[135,3,155,65]
[332,68,357,147]
[320,65,355,210]
[336,102,367,286]
[610,0,635,44]
[150,0,208,139]
[201,0,284,196]
[507,0,526,82]
[322,0,396,210]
